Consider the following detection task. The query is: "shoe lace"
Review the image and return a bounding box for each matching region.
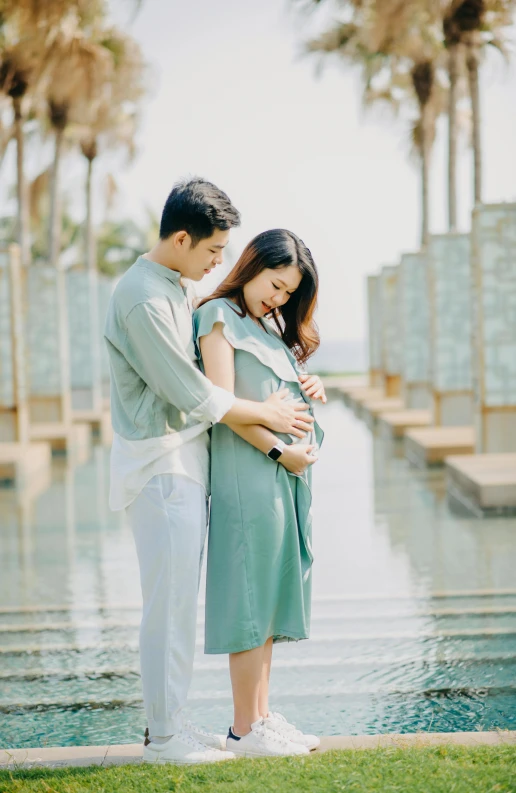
[183,720,212,738]
[267,713,303,738]
[179,729,213,752]
[270,711,288,724]
[254,720,294,748]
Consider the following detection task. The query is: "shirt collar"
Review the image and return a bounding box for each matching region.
[137,255,183,284]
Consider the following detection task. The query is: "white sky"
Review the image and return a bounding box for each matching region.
[4,0,516,342]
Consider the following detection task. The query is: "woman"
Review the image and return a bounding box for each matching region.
[193,229,325,758]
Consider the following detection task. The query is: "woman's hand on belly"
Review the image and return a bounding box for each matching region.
[263,389,315,437]
[298,373,327,404]
[279,443,319,476]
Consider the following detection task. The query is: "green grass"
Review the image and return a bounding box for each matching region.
[1,747,516,793]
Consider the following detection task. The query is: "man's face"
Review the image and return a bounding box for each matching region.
[180,228,230,281]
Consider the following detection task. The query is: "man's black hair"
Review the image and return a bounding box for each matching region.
[159,177,241,245]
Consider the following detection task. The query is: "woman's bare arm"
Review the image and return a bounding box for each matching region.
[199,324,318,473]
[199,324,280,451]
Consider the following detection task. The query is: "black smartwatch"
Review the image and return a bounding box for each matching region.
[267,440,286,460]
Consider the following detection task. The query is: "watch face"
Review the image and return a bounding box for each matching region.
[268,446,283,461]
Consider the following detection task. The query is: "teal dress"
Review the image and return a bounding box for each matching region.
[193,298,324,654]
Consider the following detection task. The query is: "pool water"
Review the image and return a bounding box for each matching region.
[1,396,516,748]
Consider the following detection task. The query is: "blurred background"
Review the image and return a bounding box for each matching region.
[1,0,516,752]
[3,0,514,371]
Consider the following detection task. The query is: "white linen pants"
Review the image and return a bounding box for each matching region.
[126,473,208,737]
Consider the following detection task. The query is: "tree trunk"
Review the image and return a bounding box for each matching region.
[12,97,30,267]
[85,155,95,271]
[466,40,482,206]
[49,126,64,267]
[420,110,430,247]
[83,151,102,413]
[447,42,460,231]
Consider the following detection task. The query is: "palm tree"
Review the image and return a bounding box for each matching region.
[443,0,513,209]
[44,10,113,266]
[0,95,14,166]
[366,60,444,245]
[0,0,98,265]
[298,0,515,231]
[0,13,41,265]
[27,166,83,263]
[442,2,462,229]
[370,1,445,245]
[306,0,443,244]
[410,61,439,245]
[75,28,145,272]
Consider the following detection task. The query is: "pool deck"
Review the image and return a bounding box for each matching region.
[1,732,515,768]
[72,407,113,445]
[0,441,52,485]
[446,453,516,513]
[29,421,92,454]
[361,397,404,423]
[345,386,384,408]
[378,409,432,439]
[405,426,476,467]
[321,375,368,392]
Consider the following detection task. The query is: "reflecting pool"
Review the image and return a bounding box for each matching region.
[1,396,516,748]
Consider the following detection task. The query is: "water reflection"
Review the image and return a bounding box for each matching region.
[370,421,516,594]
[1,395,516,747]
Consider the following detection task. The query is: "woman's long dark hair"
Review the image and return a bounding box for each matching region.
[198,229,320,365]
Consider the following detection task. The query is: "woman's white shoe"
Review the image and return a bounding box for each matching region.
[143,730,235,764]
[226,718,309,757]
[265,711,320,750]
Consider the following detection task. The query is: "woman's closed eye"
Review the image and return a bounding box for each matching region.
[273,283,295,296]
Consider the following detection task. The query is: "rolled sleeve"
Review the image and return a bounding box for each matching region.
[125,300,234,424]
[190,384,235,424]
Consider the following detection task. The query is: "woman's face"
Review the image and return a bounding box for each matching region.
[243,265,302,319]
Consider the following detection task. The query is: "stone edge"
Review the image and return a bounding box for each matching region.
[1,731,515,769]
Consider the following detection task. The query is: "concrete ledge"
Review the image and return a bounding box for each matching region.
[30,421,92,455]
[405,426,475,467]
[0,744,111,768]
[361,398,404,424]
[446,453,516,515]
[0,441,52,485]
[348,387,384,404]
[2,731,515,768]
[378,410,432,440]
[321,375,368,393]
[73,408,112,446]
[347,387,384,411]
[318,730,516,751]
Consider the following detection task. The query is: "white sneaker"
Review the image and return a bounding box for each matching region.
[183,720,227,750]
[144,724,226,751]
[143,730,235,764]
[265,711,320,751]
[226,718,309,758]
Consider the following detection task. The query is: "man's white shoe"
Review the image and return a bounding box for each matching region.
[265,711,320,751]
[144,724,226,752]
[183,720,227,750]
[226,718,309,758]
[143,730,235,764]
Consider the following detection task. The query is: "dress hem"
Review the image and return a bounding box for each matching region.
[204,631,309,655]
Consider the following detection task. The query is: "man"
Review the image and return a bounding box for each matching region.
[104,178,315,764]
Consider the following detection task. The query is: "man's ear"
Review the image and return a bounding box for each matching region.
[174,231,189,248]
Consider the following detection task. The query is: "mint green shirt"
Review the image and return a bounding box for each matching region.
[104,256,234,441]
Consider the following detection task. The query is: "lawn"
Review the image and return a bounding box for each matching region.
[1,746,515,793]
